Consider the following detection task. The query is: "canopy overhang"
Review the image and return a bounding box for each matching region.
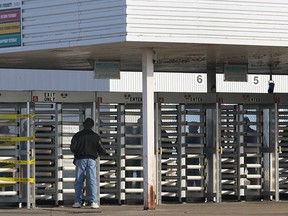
[0,42,287,74]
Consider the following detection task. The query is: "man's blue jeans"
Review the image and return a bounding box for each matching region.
[74,158,97,203]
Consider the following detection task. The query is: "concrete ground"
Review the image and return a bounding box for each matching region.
[0,201,288,216]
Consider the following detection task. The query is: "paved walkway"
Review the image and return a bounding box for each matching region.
[0,201,288,216]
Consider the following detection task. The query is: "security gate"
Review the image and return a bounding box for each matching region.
[0,91,35,208]
[216,93,275,202]
[96,92,143,204]
[33,101,58,204]
[274,94,288,201]
[0,90,285,207]
[157,93,217,203]
[32,91,95,205]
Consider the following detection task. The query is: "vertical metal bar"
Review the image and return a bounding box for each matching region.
[263,106,271,200]
[142,48,156,210]
[177,104,182,202]
[118,104,125,204]
[200,105,205,198]
[26,102,31,209]
[93,101,101,205]
[16,104,22,208]
[206,105,214,202]
[93,102,97,133]
[155,100,161,205]
[215,102,221,203]
[30,102,36,208]
[179,104,185,202]
[56,103,62,205]
[55,104,59,206]
[238,105,244,200]
[274,103,279,201]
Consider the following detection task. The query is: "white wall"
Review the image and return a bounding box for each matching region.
[1,0,287,55]
[1,69,287,93]
[0,69,207,92]
[216,74,270,93]
[0,69,110,91]
[21,0,126,48]
[110,72,207,92]
[126,0,288,46]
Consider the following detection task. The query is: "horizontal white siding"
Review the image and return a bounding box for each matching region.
[0,69,110,91]
[2,69,287,93]
[155,72,207,93]
[21,0,126,48]
[216,74,269,93]
[273,76,288,93]
[0,69,207,92]
[110,72,207,92]
[126,0,288,46]
[2,0,287,54]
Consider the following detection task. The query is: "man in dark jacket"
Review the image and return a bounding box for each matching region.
[70,117,107,209]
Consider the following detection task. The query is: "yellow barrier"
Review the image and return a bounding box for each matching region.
[0,136,35,142]
[0,159,35,165]
[0,113,35,119]
[0,177,35,183]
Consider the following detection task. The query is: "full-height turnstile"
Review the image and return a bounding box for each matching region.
[274,94,288,201]
[0,91,35,208]
[32,91,95,205]
[96,92,143,204]
[216,93,275,202]
[157,93,217,203]
[0,90,284,207]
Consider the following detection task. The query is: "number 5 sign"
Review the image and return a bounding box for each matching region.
[252,76,259,85]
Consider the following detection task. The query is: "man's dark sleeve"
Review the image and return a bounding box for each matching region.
[97,137,108,156]
[70,134,78,153]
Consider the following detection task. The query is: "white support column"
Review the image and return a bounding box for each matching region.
[142,48,156,210]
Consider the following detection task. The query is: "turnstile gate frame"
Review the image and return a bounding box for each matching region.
[0,91,35,209]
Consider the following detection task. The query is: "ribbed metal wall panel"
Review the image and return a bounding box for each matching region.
[273,76,288,93]
[0,69,110,91]
[155,72,207,93]
[0,70,207,92]
[3,0,288,52]
[1,69,287,93]
[126,0,288,46]
[110,72,142,92]
[21,0,126,47]
[109,72,207,92]
[216,74,270,93]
